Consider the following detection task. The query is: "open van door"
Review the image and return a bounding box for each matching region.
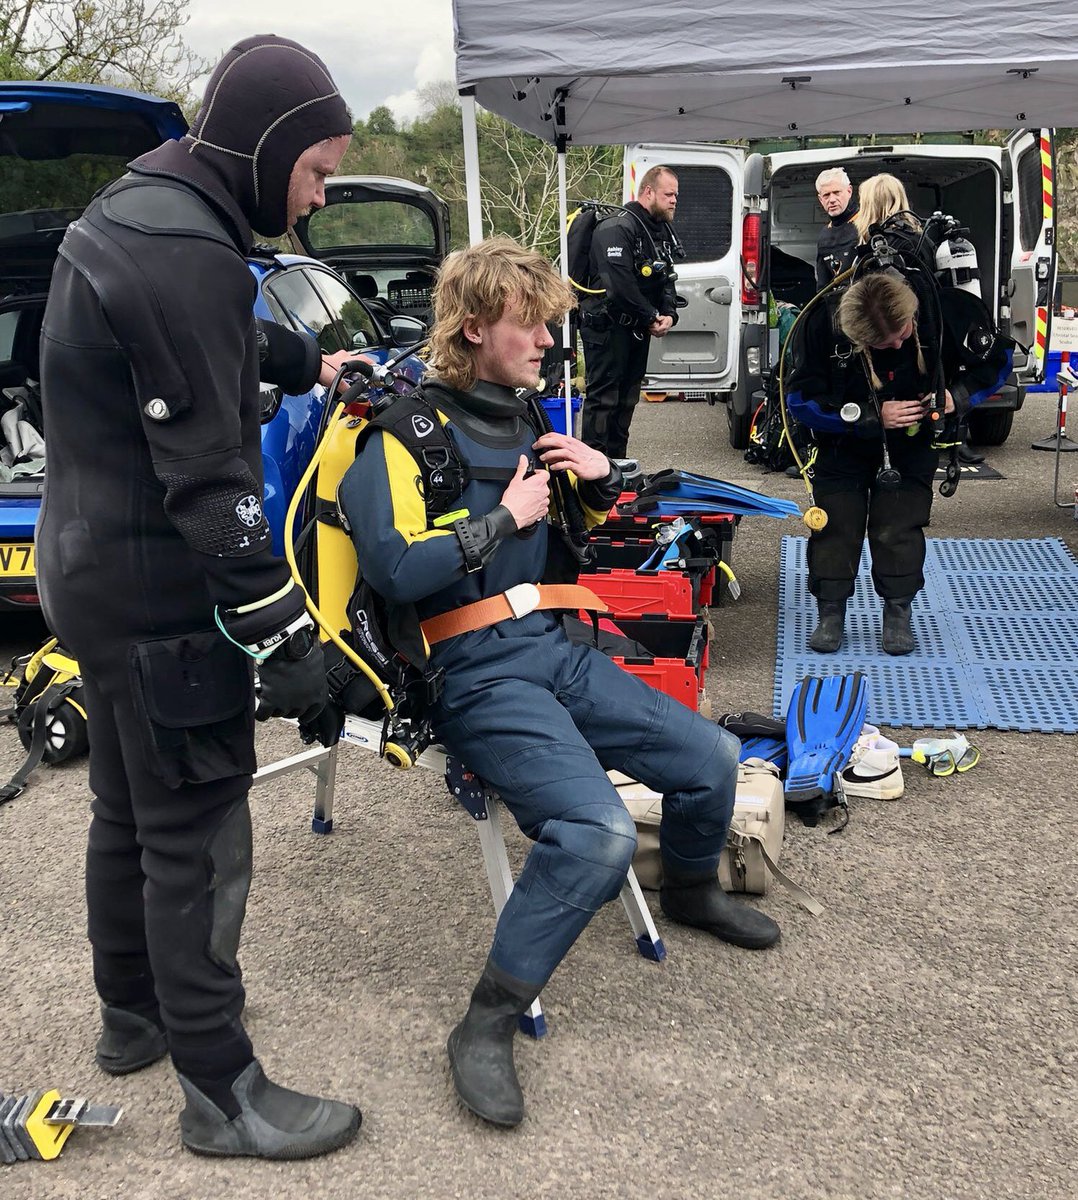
[1004,129,1056,384]
[622,144,744,395]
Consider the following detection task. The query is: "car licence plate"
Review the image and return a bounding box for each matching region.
[0,543,35,577]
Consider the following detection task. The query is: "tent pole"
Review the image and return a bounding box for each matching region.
[459,89,483,245]
[556,137,574,435]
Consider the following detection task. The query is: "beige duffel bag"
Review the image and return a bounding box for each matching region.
[614,759,822,914]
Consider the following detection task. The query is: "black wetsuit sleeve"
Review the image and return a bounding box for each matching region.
[591,220,658,327]
[660,268,678,322]
[815,242,829,291]
[257,318,321,394]
[576,460,624,515]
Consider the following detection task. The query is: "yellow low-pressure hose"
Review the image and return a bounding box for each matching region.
[282,400,396,713]
[776,265,858,532]
[716,560,741,600]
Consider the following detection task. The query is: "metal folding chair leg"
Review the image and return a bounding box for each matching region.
[620,868,667,962]
[252,742,339,833]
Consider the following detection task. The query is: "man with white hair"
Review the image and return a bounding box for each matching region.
[815,167,859,290]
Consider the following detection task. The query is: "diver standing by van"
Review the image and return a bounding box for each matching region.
[579,166,681,461]
[815,167,860,289]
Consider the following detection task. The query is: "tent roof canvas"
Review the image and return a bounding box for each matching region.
[452,0,1078,143]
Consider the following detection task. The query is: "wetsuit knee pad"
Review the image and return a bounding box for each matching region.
[531,801,638,911]
[204,799,253,973]
[664,722,738,839]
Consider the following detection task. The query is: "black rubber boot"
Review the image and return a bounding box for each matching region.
[660,865,781,950]
[447,961,540,1128]
[95,1005,168,1076]
[809,599,846,653]
[177,1060,361,1159]
[882,598,915,656]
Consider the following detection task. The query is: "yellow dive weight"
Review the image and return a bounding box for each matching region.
[804,506,828,531]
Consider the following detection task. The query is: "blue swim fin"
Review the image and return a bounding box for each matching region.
[784,673,869,821]
[738,735,789,773]
[637,469,801,519]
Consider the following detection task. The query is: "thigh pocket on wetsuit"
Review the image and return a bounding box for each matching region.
[129,630,256,788]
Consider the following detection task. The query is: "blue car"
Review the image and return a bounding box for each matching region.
[0,82,437,608]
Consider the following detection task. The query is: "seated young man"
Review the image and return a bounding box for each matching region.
[337,236,780,1129]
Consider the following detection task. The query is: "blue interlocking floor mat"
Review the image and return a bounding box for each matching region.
[775,536,1078,733]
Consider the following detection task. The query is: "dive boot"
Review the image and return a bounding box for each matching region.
[178,1060,361,1159]
[809,599,846,653]
[95,1004,168,1075]
[447,962,540,1128]
[660,865,780,949]
[881,598,915,656]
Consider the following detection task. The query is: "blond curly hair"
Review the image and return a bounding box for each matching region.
[427,236,575,391]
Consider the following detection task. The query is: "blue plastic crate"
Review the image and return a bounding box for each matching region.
[539,395,582,436]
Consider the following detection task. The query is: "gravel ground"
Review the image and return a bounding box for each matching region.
[1,393,1075,1200]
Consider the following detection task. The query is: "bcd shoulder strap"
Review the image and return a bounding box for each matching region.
[356,387,521,524]
[356,390,466,520]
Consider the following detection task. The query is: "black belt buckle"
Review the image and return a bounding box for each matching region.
[325,656,360,698]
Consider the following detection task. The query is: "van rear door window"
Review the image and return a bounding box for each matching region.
[669,166,733,263]
[1016,146,1043,252]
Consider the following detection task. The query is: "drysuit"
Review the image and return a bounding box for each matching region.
[785,271,1011,602]
[815,199,860,290]
[36,35,352,1101]
[580,202,679,458]
[339,379,739,988]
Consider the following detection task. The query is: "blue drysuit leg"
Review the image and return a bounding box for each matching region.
[554,641,738,876]
[434,673,638,988]
[431,629,737,986]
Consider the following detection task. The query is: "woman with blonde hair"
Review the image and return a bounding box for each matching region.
[853,173,921,243]
[785,265,1010,656]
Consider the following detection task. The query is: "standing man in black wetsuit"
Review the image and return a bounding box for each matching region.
[36,35,363,1159]
[815,167,860,291]
[579,165,680,463]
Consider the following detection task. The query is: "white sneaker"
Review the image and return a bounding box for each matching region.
[841,724,904,800]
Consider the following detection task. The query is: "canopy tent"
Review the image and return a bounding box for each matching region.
[450,0,1078,420]
[453,1,1078,144]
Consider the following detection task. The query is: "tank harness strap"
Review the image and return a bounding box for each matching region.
[420,583,608,646]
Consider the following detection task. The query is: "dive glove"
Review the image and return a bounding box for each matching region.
[299,697,345,748]
[219,580,328,724]
[255,622,327,725]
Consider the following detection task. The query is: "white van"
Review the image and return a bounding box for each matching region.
[623,132,1057,448]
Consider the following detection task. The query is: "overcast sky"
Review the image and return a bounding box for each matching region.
[181,0,457,122]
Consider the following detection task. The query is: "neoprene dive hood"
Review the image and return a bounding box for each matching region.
[131,34,353,242]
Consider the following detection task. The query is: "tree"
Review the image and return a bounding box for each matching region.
[0,0,205,106]
[441,110,620,254]
[416,79,459,118]
[365,105,398,138]
[1054,130,1078,274]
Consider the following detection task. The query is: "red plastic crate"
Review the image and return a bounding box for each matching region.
[580,567,695,618]
[603,614,709,709]
[596,500,736,607]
